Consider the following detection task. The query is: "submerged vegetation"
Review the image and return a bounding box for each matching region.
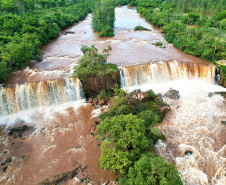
[96,88,183,184]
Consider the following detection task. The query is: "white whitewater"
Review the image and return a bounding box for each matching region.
[120,60,216,88]
[0,77,84,116]
[120,61,226,185]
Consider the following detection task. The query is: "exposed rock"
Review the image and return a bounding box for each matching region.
[129,89,141,99]
[8,125,36,138]
[83,99,89,103]
[185,151,193,156]
[39,162,91,185]
[126,96,140,105]
[95,120,100,125]
[63,31,75,35]
[221,121,226,125]
[88,98,93,103]
[5,158,12,163]
[160,106,171,112]
[2,166,8,172]
[218,69,226,88]
[164,88,180,99]
[93,100,99,105]
[138,92,149,102]
[108,180,118,185]
[81,70,120,98]
[90,125,97,134]
[39,169,78,185]
[154,97,164,107]
[208,92,226,98]
[99,99,106,106]
[108,101,113,108]
[156,93,164,100]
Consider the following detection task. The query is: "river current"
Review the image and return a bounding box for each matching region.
[0,5,225,185]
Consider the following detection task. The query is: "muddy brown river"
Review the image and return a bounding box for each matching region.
[5,5,209,88]
[0,5,225,185]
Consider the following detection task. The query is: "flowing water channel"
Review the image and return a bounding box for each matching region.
[0,5,225,185]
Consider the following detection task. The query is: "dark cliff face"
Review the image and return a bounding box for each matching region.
[81,70,120,97]
[219,69,226,88]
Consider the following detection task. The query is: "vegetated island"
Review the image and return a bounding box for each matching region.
[73,45,183,184]
[134,25,151,31]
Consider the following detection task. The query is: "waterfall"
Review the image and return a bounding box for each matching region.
[120,61,216,88]
[0,77,85,116]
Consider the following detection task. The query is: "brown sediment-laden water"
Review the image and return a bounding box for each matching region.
[5,6,209,88]
[0,5,225,185]
[120,64,226,185]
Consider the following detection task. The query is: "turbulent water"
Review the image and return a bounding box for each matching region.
[0,77,84,116]
[120,60,216,88]
[121,64,226,185]
[0,5,225,185]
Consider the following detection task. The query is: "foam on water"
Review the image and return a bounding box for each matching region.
[120,63,226,185]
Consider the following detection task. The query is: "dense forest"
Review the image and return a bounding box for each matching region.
[95,88,183,185]
[0,0,94,83]
[132,0,225,61]
[0,0,225,83]
[92,0,115,37]
[131,0,226,83]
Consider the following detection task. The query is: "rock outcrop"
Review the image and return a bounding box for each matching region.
[208,92,226,98]
[218,69,226,88]
[81,70,120,97]
[164,88,180,99]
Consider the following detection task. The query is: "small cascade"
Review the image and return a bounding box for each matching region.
[0,77,85,116]
[120,61,216,88]
[214,66,220,84]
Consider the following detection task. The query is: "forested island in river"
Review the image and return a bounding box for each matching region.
[0,0,225,185]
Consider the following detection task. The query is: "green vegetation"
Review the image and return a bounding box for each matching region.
[0,0,94,83]
[129,0,226,84]
[123,154,182,185]
[115,0,131,6]
[220,65,226,84]
[134,25,150,31]
[155,42,163,46]
[92,0,134,37]
[92,0,115,37]
[132,0,225,62]
[96,88,183,184]
[213,61,226,85]
[74,45,117,80]
[97,90,111,100]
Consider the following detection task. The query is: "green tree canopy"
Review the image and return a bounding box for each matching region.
[74,45,117,80]
[97,114,149,154]
[125,155,183,185]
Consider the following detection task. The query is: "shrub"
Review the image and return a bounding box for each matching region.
[134,25,149,31]
[138,110,161,126]
[146,89,156,99]
[97,90,111,100]
[74,45,117,80]
[125,155,183,185]
[97,114,148,154]
[155,42,163,46]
